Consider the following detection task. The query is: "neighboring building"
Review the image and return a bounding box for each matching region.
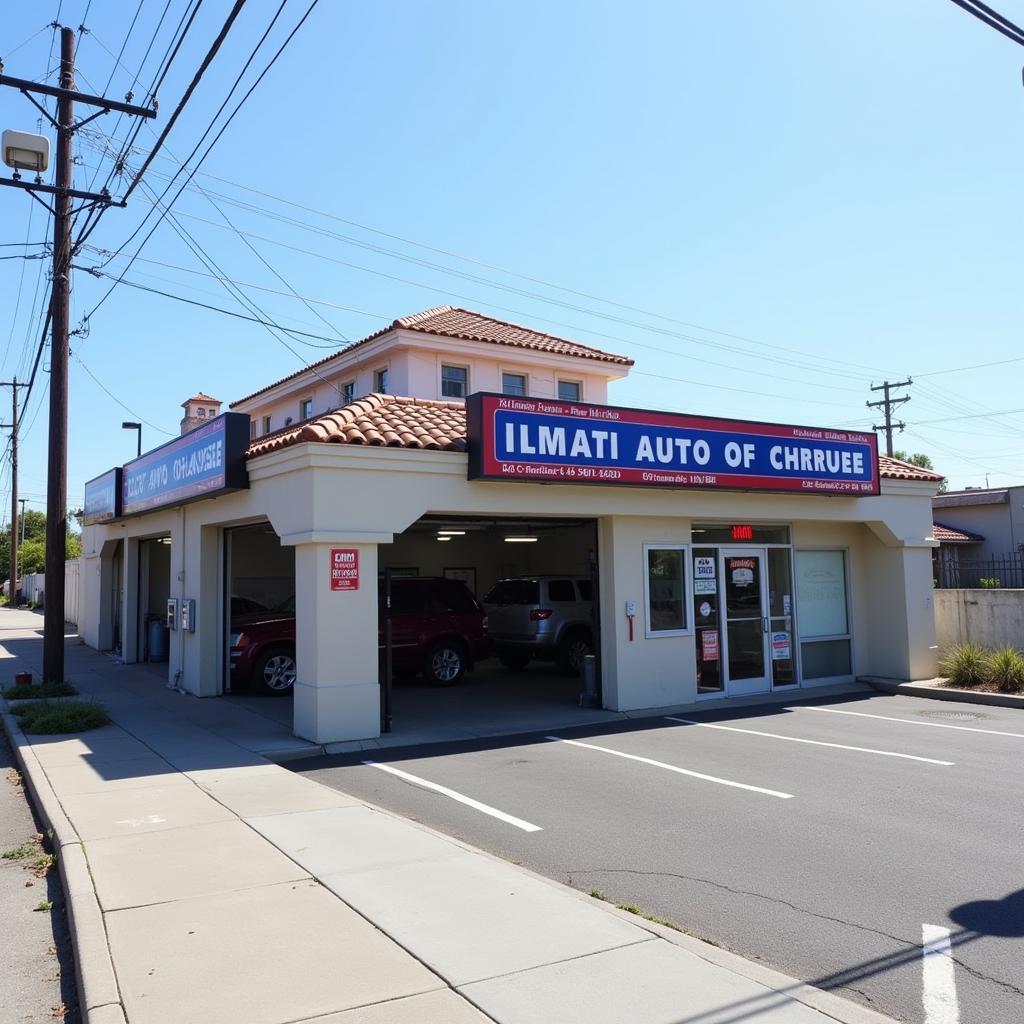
[180,393,222,434]
[931,487,1024,587]
[79,306,943,746]
[932,487,1024,561]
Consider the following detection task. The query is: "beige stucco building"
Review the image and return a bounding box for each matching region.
[79,306,943,745]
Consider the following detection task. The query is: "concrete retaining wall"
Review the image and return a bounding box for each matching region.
[935,588,1024,649]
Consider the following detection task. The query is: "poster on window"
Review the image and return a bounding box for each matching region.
[694,556,716,579]
[694,579,717,595]
[771,632,791,660]
[701,629,720,661]
[729,558,755,587]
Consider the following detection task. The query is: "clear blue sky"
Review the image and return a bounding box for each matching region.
[2,0,1023,518]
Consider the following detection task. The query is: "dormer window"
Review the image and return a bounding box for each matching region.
[441,365,468,399]
[197,408,206,419]
[208,408,216,417]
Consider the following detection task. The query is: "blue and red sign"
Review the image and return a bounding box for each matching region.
[467,394,879,495]
[121,413,250,516]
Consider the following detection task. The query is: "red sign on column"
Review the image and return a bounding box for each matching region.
[330,548,359,591]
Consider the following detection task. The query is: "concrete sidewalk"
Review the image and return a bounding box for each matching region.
[2,609,898,1024]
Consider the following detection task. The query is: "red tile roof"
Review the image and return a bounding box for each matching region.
[231,306,633,408]
[247,394,467,457]
[877,455,944,483]
[182,393,220,406]
[933,521,984,544]
[248,394,944,489]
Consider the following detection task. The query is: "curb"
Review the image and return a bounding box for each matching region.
[860,676,1024,709]
[1,709,126,1024]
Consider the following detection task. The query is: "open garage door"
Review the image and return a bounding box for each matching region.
[379,515,601,740]
[224,523,296,696]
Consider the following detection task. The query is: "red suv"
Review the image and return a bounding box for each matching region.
[229,578,489,695]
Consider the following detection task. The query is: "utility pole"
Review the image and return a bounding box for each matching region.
[0,379,21,605]
[0,27,156,682]
[867,379,912,458]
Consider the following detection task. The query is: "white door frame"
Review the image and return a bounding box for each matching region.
[719,547,770,696]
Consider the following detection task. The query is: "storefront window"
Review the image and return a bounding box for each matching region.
[795,549,852,679]
[645,546,689,635]
[767,548,795,686]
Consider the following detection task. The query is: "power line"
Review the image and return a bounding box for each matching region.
[948,0,1024,46]
[82,0,320,322]
[73,354,175,434]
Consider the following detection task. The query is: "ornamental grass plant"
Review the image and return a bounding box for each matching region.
[984,646,1024,694]
[938,643,988,689]
[10,699,110,734]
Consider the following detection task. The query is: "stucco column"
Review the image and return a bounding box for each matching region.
[288,537,382,744]
[862,538,938,680]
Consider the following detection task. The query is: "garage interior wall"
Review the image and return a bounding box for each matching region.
[228,523,296,609]
[379,523,594,600]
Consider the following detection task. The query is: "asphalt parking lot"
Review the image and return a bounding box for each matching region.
[297,691,1024,1024]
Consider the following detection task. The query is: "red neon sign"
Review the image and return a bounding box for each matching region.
[731,525,754,541]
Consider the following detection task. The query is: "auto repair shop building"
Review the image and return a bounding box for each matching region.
[79,306,943,744]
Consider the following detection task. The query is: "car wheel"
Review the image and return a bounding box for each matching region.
[424,641,466,686]
[557,631,593,675]
[253,647,297,695]
[499,649,531,671]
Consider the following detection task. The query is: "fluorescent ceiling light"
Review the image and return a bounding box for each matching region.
[504,536,538,543]
[437,530,466,536]
[437,536,452,542]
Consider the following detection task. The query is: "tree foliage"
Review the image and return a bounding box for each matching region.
[0,511,81,581]
[892,450,947,493]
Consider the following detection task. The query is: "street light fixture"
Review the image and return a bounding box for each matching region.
[122,421,142,458]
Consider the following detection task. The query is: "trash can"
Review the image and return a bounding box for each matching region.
[579,654,599,707]
[147,617,168,662]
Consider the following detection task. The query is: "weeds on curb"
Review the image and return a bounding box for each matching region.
[2,841,37,861]
[10,699,109,734]
[2,680,78,701]
[34,901,53,912]
[587,888,696,937]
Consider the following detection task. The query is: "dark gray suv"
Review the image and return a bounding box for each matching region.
[482,576,595,674]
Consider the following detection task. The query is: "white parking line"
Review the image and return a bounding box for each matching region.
[788,704,1024,739]
[546,736,794,799]
[363,761,543,832]
[922,924,960,1024]
[665,716,955,765]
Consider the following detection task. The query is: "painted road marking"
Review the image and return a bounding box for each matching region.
[546,736,794,799]
[922,924,960,1024]
[666,717,955,765]
[788,704,1024,739]
[363,761,543,832]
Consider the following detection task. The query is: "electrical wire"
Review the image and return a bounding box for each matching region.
[72,353,174,434]
[948,0,1024,46]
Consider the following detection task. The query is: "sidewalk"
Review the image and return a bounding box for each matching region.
[1,608,898,1024]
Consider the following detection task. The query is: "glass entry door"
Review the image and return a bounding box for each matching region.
[720,549,770,695]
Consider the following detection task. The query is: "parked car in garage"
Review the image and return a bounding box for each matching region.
[482,575,595,674]
[229,578,489,694]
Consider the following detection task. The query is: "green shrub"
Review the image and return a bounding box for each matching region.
[2,680,77,700]
[10,699,109,734]
[984,646,1024,694]
[979,577,1002,589]
[938,643,988,688]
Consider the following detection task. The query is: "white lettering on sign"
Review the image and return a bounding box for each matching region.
[330,549,360,591]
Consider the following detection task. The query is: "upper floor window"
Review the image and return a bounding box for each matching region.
[300,398,313,420]
[375,368,388,394]
[558,380,581,402]
[342,380,355,404]
[441,365,468,399]
[196,407,206,419]
[262,415,272,434]
[250,419,257,440]
[502,372,527,396]
[208,407,216,417]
